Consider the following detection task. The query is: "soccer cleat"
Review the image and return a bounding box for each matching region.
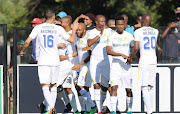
[64,103,72,113]
[127,111,132,114]
[98,112,102,114]
[43,111,49,114]
[90,106,97,114]
[37,103,46,113]
[49,107,57,114]
[110,111,116,114]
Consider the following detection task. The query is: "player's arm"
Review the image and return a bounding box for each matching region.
[72,50,91,70]
[156,44,163,53]
[88,28,104,46]
[20,37,33,56]
[130,41,139,60]
[73,14,87,24]
[66,22,79,43]
[161,22,177,38]
[106,46,129,59]
[82,46,91,51]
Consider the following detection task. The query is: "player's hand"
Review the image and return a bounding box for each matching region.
[58,43,66,48]
[168,22,177,28]
[72,64,81,70]
[82,46,91,51]
[20,50,25,56]
[158,48,163,53]
[54,20,61,25]
[121,54,129,59]
[79,14,87,19]
[60,55,68,61]
[127,57,132,64]
[72,21,79,30]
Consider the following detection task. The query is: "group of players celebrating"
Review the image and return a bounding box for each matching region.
[20,8,158,114]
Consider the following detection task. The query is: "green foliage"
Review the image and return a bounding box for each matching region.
[0,0,29,39]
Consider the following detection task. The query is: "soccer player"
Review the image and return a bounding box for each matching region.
[106,16,134,114]
[72,23,96,113]
[130,14,159,114]
[57,16,79,113]
[87,15,112,114]
[20,8,78,114]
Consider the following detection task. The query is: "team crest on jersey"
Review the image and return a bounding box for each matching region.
[78,40,84,45]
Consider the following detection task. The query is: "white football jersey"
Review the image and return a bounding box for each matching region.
[87,28,112,60]
[75,34,89,65]
[134,27,159,64]
[107,31,134,63]
[29,23,70,66]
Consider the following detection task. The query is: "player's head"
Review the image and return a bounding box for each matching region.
[121,14,128,24]
[107,19,115,27]
[142,14,152,27]
[60,16,72,28]
[115,16,125,34]
[76,23,86,38]
[84,13,95,26]
[44,8,55,21]
[95,15,106,29]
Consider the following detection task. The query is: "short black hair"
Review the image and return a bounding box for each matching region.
[44,8,55,20]
[115,16,124,25]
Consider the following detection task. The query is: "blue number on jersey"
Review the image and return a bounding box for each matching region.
[143,36,156,50]
[43,35,54,48]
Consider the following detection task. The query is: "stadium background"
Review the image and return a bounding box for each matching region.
[0,0,180,114]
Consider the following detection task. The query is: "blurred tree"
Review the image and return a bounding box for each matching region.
[0,0,29,39]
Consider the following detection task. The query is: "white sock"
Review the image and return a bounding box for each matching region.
[110,96,117,112]
[126,97,133,112]
[42,87,53,109]
[68,93,78,112]
[43,99,50,111]
[50,87,57,108]
[106,91,112,112]
[78,96,86,111]
[94,89,102,112]
[142,87,152,114]
[101,90,107,105]
[149,86,155,111]
[85,97,91,112]
[57,88,69,105]
[79,89,95,107]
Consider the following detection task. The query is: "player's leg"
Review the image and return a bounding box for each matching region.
[125,88,133,114]
[110,85,118,114]
[38,66,53,113]
[89,58,101,113]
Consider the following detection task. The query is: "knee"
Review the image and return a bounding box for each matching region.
[126,88,133,97]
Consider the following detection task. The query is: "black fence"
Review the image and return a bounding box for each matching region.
[0,24,8,114]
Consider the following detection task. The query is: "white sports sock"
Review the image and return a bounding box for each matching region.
[101,90,106,105]
[142,87,152,114]
[79,89,95,107]
[110,96,117,112]
[94,89,102,112]
[149,86,155,111]
[106,91,112,112]
[126,97,133,112]
[68,93,78,112]
[50,87,57,107]
[42,87,53,109]
[78,96,86,111]
[57,88,69,105]
[85,97,91,112]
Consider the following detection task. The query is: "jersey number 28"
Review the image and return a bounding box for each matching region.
[43,35,54,48]
[143,36,156,50]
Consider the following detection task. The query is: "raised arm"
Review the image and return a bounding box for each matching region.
[161,22,177,38]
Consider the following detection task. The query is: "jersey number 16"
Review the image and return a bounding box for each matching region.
[43,35,54,48]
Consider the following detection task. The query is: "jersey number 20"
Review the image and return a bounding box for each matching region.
[43,35,54,48]
[143,36,156,50]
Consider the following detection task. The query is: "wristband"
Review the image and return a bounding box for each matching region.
[157,47,161,51]
[68,54,73,58]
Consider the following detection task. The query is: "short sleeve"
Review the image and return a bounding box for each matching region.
[134,30,140,41]
[29,26,38,39]
[107,35,113,46]
[58,26,70,40]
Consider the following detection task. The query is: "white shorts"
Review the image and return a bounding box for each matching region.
[57,61,73,88]
[77,65,92,87]
[110,59,132,88]
[38,65,59,84]
[89,56,110,88]
[140,64,157,86]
